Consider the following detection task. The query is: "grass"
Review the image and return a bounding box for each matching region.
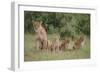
[24,33,90,61]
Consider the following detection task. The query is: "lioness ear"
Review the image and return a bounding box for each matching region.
[39,20,43,24]
[32,20,35,27]
[32,20,34,24]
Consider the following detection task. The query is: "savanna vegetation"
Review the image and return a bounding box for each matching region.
[24,11,90,61]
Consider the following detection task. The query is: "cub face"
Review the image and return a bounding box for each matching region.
[74,36,85,49]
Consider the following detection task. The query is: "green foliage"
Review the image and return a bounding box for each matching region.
[24,11,90,37]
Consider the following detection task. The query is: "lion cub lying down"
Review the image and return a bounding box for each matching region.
[73,36,85,49]
[59,39,70,51]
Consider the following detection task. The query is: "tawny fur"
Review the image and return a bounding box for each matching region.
[32,20,47,50]
[73,36,85,49]
[59,39,70,51]
[51,37,60,52]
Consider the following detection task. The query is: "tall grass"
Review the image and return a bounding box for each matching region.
[24,33,90,61]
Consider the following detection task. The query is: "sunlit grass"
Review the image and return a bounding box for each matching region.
[24,33,90,61]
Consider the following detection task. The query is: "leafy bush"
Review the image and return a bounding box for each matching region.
[24,11,90,38]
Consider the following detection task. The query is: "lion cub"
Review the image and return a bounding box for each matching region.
[73,36,85,49]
